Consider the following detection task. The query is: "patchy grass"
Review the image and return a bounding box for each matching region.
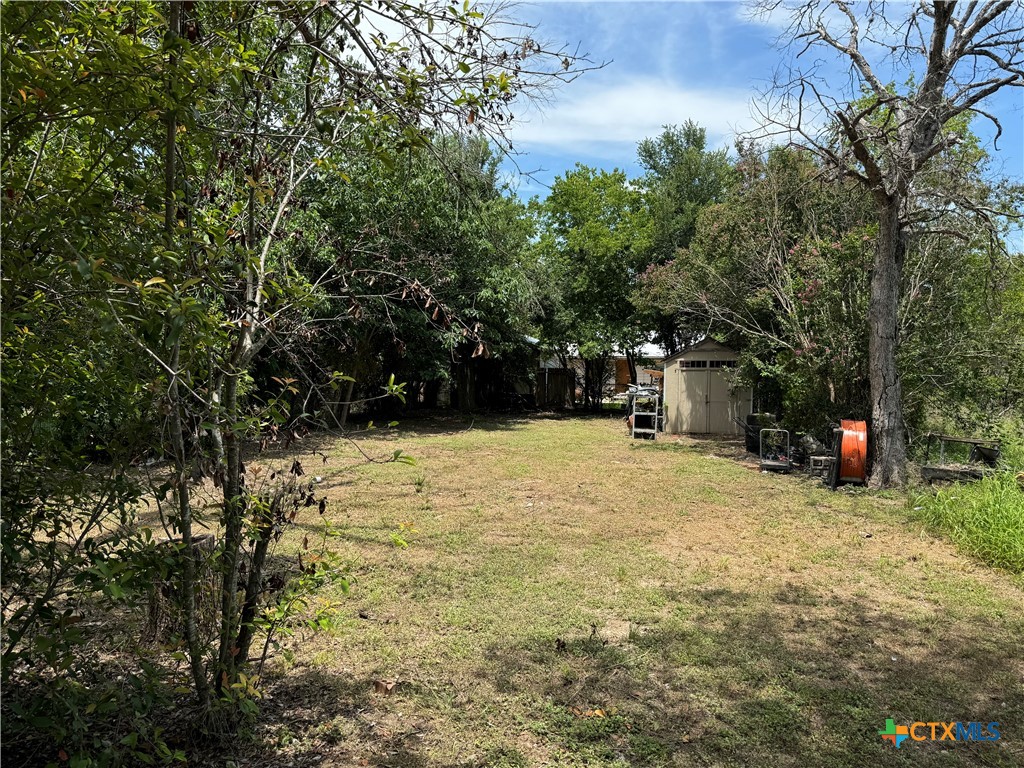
[911,473,1024,573]
[238,415,1023,767]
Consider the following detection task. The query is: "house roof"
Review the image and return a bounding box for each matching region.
[662,338,737,365]
[636,342,665,359]
[537,342,667,365]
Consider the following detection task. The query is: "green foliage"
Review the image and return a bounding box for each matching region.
[4,648,185,767]
[910,399,1024,576]
[995,421,1024,471]
[642,145,876,434]
[1,0,171,723]
[533,164,654,407]
[253,549,350,661]
[3,0,584,761]
[904,243,1024,434]
[637,121,735,257]
[636,122,736,352]
[642,137,1023,439]
[284,135,540,411]
[911,473,1024,573]
[389,520,419,550]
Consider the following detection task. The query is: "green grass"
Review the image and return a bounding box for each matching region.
[912,472,1024,573]
[239,415,1024,768]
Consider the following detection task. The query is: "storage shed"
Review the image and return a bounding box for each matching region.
[663,339,752,435]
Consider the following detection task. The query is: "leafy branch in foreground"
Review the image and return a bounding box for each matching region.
[2,0,594,760]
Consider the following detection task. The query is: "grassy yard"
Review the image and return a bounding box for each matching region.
[242,415,1024,768]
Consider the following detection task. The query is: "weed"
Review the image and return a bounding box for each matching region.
[810,546,842,564]
[911,472,1024,572]
[484,745,530,768]
[389,520,418,549]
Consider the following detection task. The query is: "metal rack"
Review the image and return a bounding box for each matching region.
[630,393,660,440]
[922,433,1000,484]
[759,428,791,472]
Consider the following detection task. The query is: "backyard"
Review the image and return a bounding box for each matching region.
[242,416,1024,767]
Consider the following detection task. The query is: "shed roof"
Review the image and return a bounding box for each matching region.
[662,338,737,365]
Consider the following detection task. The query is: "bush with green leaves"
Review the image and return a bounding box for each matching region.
[910,419,1024,574]
[3,0,587,761]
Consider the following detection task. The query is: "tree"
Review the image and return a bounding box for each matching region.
[2,0,591,758]
[278,134,540,415]
[635,122,736,354]
[753,0,1024,486]
[533,165,653,408]
[644,137,1023,441]
[638,122,736,262]
[642,144,877,432]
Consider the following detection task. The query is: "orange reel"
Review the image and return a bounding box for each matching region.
[839,419,868,483]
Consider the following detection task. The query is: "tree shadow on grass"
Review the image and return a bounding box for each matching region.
[342,410,634,441]
[188,581,1023,767]
[341,413,535,441]
[478,587,1024,767]
[661,434,752,461]
[215,667,515,768]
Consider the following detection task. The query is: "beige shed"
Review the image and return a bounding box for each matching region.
[662,339,753,435]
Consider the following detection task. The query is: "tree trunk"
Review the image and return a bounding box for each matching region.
[213,82,264,693]
[335,377,355,428]
[456,362,476,411]
[583,358,606,412]
[168,343,211,712]
[424,380,440,409]
[215,371,245,693]
[164,0,209,711]
[867,200,908,488]
[208,364,225,463]
[235,505,273,664]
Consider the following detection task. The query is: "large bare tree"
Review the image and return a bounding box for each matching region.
[753,0,1024,486]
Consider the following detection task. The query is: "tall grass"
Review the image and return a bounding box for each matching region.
[988,417,1024,471]
[912,472,1024,574]
[911,419,1024,573]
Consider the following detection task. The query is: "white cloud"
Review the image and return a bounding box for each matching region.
[526,0,716,4]
[508,76,757,158]
[737,0,932,68]
[733,0,791,32]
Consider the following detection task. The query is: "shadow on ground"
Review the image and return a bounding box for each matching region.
[469,587,1023,767]
[337,410,627,441]
[215,667,491,768]
[214,586,1022,767]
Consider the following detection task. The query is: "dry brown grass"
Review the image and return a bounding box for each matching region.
[228,415,1023,768]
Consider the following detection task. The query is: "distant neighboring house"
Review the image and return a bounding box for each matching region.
[539,343,666,403]
[611,343,664,393]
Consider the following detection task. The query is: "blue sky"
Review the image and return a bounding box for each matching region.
[500,1,1024,202]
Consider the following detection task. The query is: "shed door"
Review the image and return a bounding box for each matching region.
[707,369,736,434]
[678,365,710,432]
